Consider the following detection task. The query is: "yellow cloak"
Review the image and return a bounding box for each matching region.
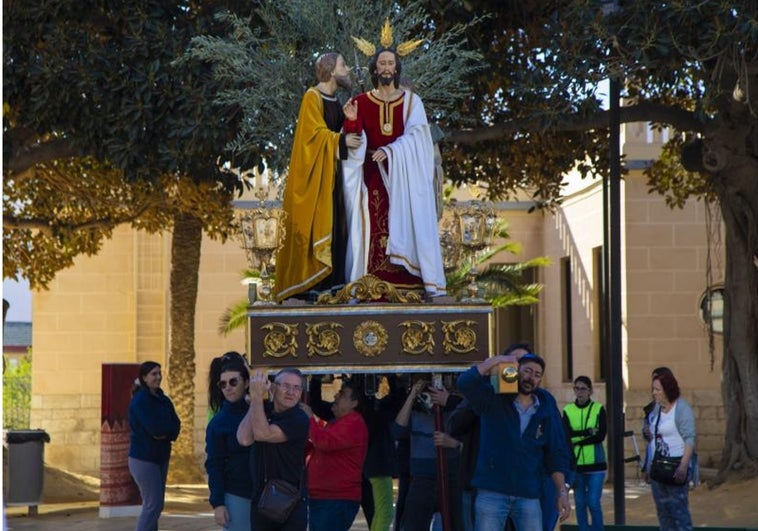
[274,88,341,300]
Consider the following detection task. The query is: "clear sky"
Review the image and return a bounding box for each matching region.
[3,278,32,322]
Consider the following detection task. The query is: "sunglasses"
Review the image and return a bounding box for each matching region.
[574,386,590,391]
[218,377,240,390]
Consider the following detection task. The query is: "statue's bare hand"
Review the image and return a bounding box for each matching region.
[345,133,362,149]
[372,149,387,162]
[343,99,358,121]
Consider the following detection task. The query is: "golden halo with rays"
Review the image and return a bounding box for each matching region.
[351,18,424,58]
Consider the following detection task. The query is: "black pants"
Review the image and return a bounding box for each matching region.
[399,474,462,531]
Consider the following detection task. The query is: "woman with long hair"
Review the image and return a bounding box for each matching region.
[128,361,181,531]
[205,357,253,530]
[208,351,248,420]
[647,371,696,530]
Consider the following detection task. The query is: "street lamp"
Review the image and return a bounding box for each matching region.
[237,187,287,304]
[440,200,499,301]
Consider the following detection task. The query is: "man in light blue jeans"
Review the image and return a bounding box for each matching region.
[457,351,572,531]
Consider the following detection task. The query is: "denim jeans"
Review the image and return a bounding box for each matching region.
[461,490,475,531]
[307,498,359,531]
[573,471,605,531]
[474,489,541,531]
[541,475,558,531]
[224,492,252,531]
[128,457,168,531]
[651,480,692,531]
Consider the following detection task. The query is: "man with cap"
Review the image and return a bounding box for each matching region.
[457,349,572,531]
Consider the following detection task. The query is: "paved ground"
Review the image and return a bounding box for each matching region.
[5,483,370,531]
[4,482,644,531]
[6,474,758,529]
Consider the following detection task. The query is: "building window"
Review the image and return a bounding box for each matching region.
[493,267,537,355]
[561,257,573,382]
[699,286,725,334]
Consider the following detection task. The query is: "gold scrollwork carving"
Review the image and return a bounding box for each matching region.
[261,322,299,358]
[399,320,436,355]
[317,274,423,304]
[441,320,478,354]
[306,322,343,357]
[353,320,389,357]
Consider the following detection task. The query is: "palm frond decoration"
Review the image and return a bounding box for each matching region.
[218,268,266,336]
[218,299,250,336]
[443,220,550,308]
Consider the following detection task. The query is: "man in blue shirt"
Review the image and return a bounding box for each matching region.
[457,352,571,531]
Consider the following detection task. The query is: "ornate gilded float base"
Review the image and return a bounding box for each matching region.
[248,297,493,373]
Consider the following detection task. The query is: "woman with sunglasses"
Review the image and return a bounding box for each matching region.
[208,351,249,421]
[205,357,253,531]
[128,361,181,531]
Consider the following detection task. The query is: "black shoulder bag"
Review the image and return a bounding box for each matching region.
[257,445,302,524]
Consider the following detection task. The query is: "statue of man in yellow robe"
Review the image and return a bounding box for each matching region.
[274,53,361,301]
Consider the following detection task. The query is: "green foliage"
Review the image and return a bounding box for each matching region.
[645,133,713,209]
[3,1,254,288]
[218,269,261,336]
[3,163,237,288]
[218,299,252,337]
[417,0,756,206]
[3,0,254,184]
[3,354,32,430]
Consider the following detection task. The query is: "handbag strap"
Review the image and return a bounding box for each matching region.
[653,406,663,456]
[260,440,304,490]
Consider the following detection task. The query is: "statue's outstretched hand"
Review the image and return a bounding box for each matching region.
[343,99,358,121]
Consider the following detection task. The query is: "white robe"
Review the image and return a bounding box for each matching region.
[342,91,446,296]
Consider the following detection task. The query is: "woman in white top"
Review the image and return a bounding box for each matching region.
[647,371,696,530]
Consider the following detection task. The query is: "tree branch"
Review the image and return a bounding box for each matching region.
[7,136,86,174]
[444,102,706,145]
[2,199,157,236]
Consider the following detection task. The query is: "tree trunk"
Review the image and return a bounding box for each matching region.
[166,213,204,483]
[709,109,758,481]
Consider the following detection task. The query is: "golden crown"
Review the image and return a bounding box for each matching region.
[352,18,424,57]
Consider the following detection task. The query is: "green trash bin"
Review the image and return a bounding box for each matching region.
[5,429,51,509]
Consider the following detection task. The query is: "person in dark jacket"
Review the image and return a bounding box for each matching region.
[447,399,478,531]
[457,352,571,531]
[205,358,253,530]
[361,375,402,531]
[128,361,181,531]
[392,376,463,531]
